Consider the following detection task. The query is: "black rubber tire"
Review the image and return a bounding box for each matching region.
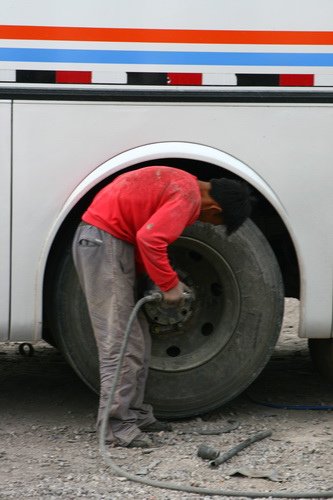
[308,339,333,383]
[50,220,284,418]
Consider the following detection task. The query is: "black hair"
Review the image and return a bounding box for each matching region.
[209,178,252,235]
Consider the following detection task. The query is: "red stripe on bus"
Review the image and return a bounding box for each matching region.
[167,73,202,85]
[56,71,92,84]
[1,25,333,45]
[279,74,314,86]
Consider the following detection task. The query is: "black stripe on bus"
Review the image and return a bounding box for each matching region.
[127,72,168,85]
[237,74,280,86]
[0,88,333,103]
[16,70,56,84]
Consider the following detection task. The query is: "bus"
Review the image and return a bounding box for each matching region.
[1,0,333,417]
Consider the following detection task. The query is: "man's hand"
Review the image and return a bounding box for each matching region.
[163,281,189,304]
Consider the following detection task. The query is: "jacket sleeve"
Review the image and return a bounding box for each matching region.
[136,196,198,291]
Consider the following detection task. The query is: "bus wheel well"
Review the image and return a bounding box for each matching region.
[42,157,300,343]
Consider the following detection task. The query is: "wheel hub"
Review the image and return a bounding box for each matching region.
[144,288,195,333]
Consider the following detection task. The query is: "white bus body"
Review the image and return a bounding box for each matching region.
[1,0,332,415]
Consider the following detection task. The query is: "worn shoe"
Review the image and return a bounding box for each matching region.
[141,420,173,432]
[127,435,154,448]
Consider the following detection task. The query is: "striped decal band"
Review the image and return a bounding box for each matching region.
[1,25,333,45]
[1,48,333,66]
[2,25,333,82]
[2,70,333,87]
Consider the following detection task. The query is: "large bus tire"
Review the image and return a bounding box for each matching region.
[51,220,284,418]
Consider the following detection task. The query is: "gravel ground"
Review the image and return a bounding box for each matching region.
[1,299,333,499]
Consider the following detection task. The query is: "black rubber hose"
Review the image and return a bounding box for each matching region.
[99,295,333,498]
[209,430,272,467]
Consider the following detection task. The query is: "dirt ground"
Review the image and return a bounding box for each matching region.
[1,298,333,499]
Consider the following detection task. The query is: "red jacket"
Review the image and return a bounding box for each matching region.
[82,166,201,291]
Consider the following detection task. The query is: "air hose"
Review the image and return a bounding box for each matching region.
[99,294,333,498]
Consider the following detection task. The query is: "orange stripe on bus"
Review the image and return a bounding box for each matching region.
[0,25,333,45]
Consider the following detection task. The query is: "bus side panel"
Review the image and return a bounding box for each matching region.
[11,100,333,341]
[0,101,11,341]
[1,0,333,78]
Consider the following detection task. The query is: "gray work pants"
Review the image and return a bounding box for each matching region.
[72,223,155,446]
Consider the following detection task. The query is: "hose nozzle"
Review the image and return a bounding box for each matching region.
[145,290,163,302]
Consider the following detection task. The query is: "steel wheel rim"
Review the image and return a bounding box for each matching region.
[145,236,241,372]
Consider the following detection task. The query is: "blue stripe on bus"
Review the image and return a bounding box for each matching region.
[1,48,333,66]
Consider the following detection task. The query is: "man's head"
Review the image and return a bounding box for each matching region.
[210,178,252,235]
[198,177,252,235]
